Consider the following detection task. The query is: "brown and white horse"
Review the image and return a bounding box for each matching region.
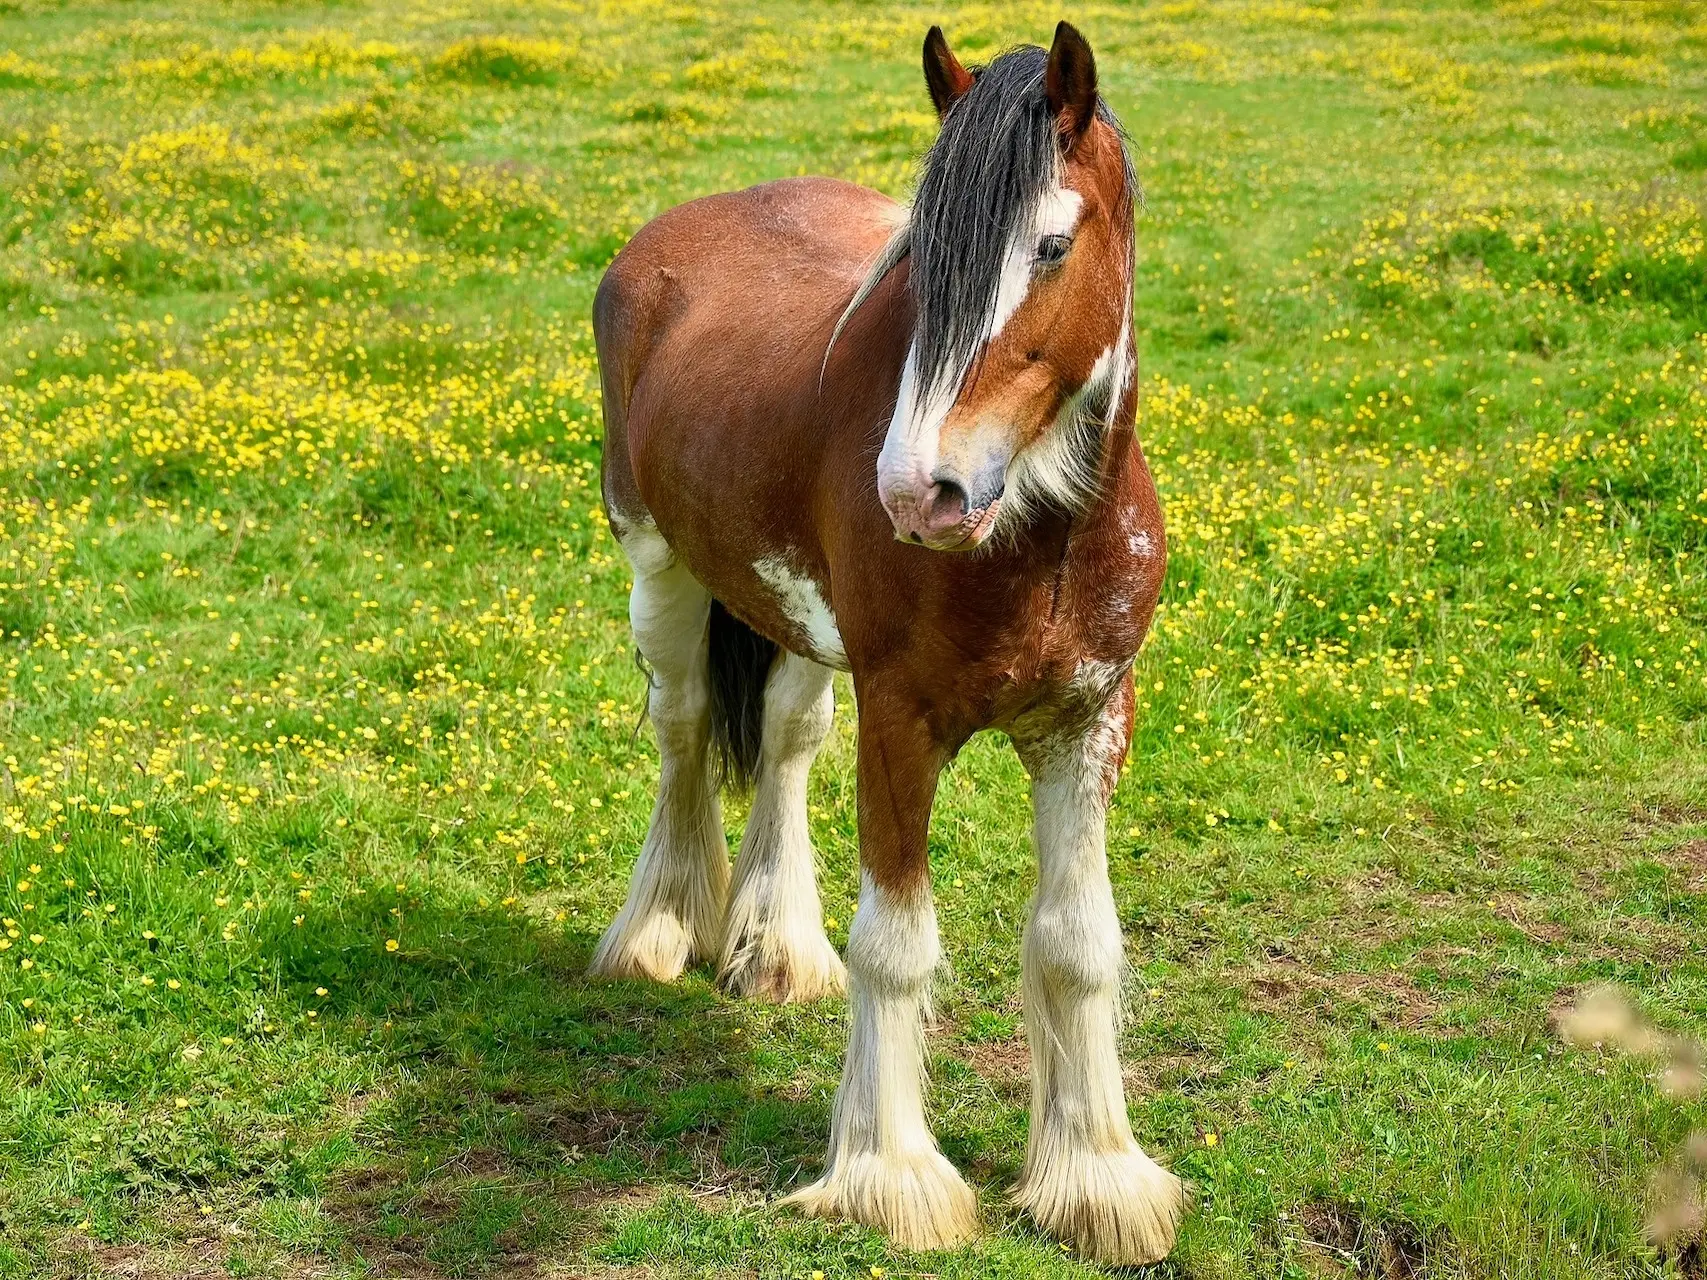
[588,23,1180,1266]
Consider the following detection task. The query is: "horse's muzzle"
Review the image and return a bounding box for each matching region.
[879,470,1002,551]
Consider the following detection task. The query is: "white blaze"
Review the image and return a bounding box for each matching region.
[877,184,1085,490]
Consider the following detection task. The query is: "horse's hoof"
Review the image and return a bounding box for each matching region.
[783,1148,978,1251]
[1014,1142,1183,1266]
[718,930,846,1003]
[588,909,698,984]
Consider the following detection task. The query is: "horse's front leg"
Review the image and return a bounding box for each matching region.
[1011,672,1183,1266]
[784,688,978,1249]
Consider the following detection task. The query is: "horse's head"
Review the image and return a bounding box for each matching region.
[860,24,1138,552]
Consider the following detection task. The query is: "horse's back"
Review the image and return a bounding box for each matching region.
[595,177,905,621]
[595,176,898,411]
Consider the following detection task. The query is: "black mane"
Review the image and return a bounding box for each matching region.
[907,44,1137,401]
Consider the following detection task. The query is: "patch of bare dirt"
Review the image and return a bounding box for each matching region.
[950,1033,1032,1103]
[1482,893,1570,944]
[1411,944,1478,967]
[323,1170,576,1279]
[1627,800,1707,840]
[1345,868,1407,908]
[66,1237,341,1280]
[943,1020,1224,1104]
[1662,840,1707,884]
[516,1098,767,1198]
[69,1228,647,1280]
[1293,1200,1436,1278]
[1244,961,1442,1030]
[1125,1051,1225,1097]
[81,1242,225,1280]
[510,1101,650,1154]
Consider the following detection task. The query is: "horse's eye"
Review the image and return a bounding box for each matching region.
[1034,234,1073,269]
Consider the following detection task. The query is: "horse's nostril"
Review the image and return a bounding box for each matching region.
[926,479,969,528]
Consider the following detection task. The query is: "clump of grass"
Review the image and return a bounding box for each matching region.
[429,36,585,86]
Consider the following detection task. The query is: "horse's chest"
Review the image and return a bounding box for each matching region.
[1056,515,1165,660]
[962,538,1155,729]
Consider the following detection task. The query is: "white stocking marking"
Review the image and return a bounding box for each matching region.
[783,872,977,1249]
[1014,701,1183,1265]
[719,654,845,1001]
[589,521,729,982]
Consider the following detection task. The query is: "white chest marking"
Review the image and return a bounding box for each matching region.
[753,557,849,671]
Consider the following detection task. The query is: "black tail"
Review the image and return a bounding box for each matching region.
[707,600,777,791]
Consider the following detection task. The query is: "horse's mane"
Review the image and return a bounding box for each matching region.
[825,44,1138,393]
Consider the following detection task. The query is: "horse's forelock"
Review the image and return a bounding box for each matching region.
[827,44,1138,396]
[910,45,1057,402]
[913,46,1138,402]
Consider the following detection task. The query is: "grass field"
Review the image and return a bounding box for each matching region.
[2,0,1706,1275]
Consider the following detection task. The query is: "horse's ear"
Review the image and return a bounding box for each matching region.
[922,26,973,120]
[1045,21,1097,147]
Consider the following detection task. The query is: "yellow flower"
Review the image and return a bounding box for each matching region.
[385,939,399,951]
[1204,1131,1219,1147]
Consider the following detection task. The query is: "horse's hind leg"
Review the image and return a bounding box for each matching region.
[718,653,845,1003]
[589,520,729,983]
[1010,674,1182,1266]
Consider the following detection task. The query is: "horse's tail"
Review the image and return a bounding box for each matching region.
[707,600,776,792]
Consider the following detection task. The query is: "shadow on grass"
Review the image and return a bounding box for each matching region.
[286,908,843,1276]
[288,905,1215,1280]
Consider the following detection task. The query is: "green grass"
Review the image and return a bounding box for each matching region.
[2,0,1706,1276]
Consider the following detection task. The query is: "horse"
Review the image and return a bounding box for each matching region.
[587,22,1180,1266]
